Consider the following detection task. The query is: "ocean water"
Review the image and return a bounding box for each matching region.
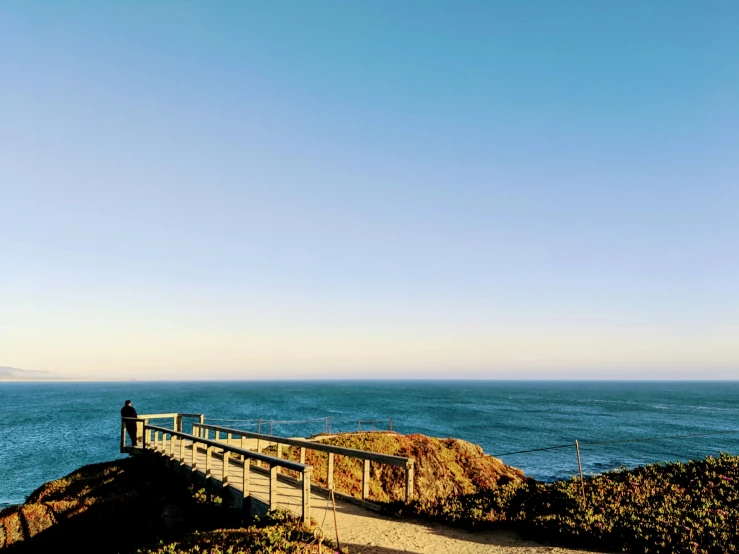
[2,380,739,508]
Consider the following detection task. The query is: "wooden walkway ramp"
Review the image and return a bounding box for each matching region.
[121,412,415,523]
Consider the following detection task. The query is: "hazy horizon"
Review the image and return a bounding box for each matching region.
[2,2,737,381]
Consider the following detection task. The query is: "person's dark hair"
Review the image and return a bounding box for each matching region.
[124,400,132,406]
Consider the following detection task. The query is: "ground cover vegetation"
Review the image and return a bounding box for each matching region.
[0,458,335,553]
[401,452,739,554]
[276,431,525,502]
[279,432,739,553]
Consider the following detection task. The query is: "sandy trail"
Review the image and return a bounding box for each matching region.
[310,496,606,554]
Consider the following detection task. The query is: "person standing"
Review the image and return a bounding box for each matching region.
[121,400,139,446]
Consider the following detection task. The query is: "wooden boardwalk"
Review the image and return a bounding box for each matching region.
[121,413,415,522]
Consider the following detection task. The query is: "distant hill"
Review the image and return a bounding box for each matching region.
[0,367,58,381]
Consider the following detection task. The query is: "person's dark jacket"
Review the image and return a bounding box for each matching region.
[121,405,138,419]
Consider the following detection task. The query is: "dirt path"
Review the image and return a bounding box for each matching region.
[310,496,606,554]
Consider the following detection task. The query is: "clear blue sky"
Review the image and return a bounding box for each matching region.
[1,1,737,379]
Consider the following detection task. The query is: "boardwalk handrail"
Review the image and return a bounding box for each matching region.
[143,423,312,521]
[121,412,206,453]
[146,424,309,471]
[193,422,415,502]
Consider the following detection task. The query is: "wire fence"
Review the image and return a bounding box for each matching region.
[202,414,739,484]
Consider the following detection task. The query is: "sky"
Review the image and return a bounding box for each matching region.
[1,1,738,380]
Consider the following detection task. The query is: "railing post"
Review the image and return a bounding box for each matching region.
[142,423,148,449]
[302,467,312,522]
[405,461,415,502]
[362,459,370,499]
[242,457,251,501]
[276,443,283,474]
[269,465,278,510]
[327,453,335,490]
[206,445,213,479]
[222,451,230,490]
[179,433,185,464]
[300,447,306,465]
[241,435,246,461]
[191,439,197,471]
[120,420,126,453]
[227,432,232,448]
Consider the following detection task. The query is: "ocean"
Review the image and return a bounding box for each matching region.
[2,380,738,508]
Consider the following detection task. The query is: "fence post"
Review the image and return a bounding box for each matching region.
[327,452,335,490]
[362,459,371,499]
[206,445,213,479]
[179,433,185,464]
[575,440,586,505]
[191,438,197,471]
[269,465,278,510]
[405,461,415,502]
[302,467,312,522]
[120,420,126,452]
[222,450,230,493]
[300,447,306,465]
[242,457,251,503]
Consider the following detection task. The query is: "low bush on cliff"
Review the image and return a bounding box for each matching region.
[138,511,332,554]
[405,452,739,554]
[0,458,330,554]
[276,431,525,503]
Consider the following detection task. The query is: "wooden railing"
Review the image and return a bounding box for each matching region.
[193,422,415,502]
[120,412,204,453]
[140,422,312,521]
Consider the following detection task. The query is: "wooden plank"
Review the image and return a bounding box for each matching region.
[269,465,278,511]
[194,423,411,466]
[222,451,230,488]
[302,467,311,522]
[206,445,213,479]
[242,460,250,498]
[327,453,334,490]
[146,424,310,472]
[362,459,370,499]
[405,462,414,501]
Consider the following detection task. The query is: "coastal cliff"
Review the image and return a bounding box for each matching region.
[2,433,737,554]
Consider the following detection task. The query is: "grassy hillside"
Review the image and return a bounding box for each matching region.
[277,431,526,503]
[405,453,739,554]
[0,458,330,553]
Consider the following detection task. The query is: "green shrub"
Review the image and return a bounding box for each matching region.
[403,453,739,554]
[138,511,330,554]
